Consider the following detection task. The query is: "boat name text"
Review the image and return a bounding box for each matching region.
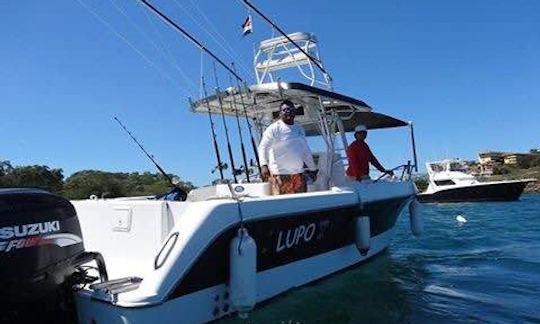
[276,222,317,252]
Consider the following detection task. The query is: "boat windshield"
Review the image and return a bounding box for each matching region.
[430,163,445,172]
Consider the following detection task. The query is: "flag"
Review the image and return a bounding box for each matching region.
[241,15,252,36]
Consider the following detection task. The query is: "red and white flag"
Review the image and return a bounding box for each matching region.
[241,15,253,36]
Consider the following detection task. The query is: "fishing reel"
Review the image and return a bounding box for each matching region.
[211,162,228,174]
[233,168,244,176]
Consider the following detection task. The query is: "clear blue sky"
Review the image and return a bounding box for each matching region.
[1,0,539,186]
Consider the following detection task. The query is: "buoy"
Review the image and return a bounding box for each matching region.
[355,216,370,256]
[229,227,257,318]
[456,215,467,223]
[409,199,423,236]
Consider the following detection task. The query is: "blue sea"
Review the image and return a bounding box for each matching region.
[225,194,540,323]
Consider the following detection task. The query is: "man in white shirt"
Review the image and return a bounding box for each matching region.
[258,100,317,195]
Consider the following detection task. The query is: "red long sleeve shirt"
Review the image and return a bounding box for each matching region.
[346,140,383,178]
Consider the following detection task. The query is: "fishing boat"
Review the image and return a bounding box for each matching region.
[0,3,422,324]
[417,159,535,203]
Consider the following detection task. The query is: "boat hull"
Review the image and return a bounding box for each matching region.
[75,194,411,323]
[76,229,396,324]
[417,180,530,203]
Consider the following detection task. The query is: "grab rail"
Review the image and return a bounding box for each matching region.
[373,161,413,183]
[154,232,179,270]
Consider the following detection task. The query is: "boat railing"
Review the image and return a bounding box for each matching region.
[373,161,414,183]
[254,32,332,88]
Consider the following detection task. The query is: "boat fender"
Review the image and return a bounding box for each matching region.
[408,199,423,236]
[355,216,370,256]
[229,227,257,318]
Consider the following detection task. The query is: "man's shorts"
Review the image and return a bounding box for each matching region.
[270,173,307,195]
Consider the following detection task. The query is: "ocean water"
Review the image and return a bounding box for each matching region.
[224,194,540,323]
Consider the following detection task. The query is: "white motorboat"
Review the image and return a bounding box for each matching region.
[418,159,535,203]
[0,19,422,324]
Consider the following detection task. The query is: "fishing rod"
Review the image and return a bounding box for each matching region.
[240,0,331,81]
[138,0,243,82]
[200,77,226,180]
[228,73,250,183]
[231,62,261,176]
[113,117,181,189]
[212,62,239,183]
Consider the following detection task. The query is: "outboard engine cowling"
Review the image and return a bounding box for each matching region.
[0,188,85,323]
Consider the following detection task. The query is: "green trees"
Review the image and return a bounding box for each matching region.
[0,160,195,199]
[63,170,124,199]
[0,161,64,193]
[63,170,195,199]
[517,154,540,169]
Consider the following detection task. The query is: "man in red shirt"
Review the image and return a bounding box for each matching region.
[346,124,393,181]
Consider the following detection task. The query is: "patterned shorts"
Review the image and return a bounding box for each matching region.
[270,173,307,195]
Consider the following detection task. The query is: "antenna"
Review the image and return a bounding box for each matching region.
[409,122,418,172]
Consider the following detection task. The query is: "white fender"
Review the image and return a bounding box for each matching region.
[409,199,423,236]
[229,227,257,318]
[355,216,370,256]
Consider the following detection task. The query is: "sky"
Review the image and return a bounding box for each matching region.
[1,0,539,186]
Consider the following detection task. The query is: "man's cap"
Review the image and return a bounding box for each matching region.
[354,124,367,132]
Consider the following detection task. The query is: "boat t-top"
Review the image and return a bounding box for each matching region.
[417,159,535,203]
[0,9,423,324]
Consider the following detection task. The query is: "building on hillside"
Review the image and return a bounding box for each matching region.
[478,151,506,166]
[478,150,539,175]
[478,151,506,176]
[503,153,529,165]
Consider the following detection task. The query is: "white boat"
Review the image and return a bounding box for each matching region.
[0,31,422,324]
[417,159,535,203]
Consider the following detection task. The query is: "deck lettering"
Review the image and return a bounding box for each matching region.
[276,223,317,252]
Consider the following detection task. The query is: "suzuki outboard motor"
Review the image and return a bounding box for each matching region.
[0,188,99,323]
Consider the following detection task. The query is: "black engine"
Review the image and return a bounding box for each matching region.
[0,188,105,324]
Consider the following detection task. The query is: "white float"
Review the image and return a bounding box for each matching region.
[409,199,423,236]
[229,227,257,318]
[355,216,371,255]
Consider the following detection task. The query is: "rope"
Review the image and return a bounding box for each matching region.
[76,0,190,96]
[136,2,199,93]
[227,182,246,255]
[112,0,198,95]
[187,0,254,82]
[172,0,254,83]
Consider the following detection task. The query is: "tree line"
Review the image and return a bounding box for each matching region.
[0,160,195,200]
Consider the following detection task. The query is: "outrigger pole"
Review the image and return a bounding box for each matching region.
[138,0,243,82]
[231,62,262,176]
[213,62,239,183]
[228,74,251,183]
[240,0,331,82]
[200,77,226,180]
